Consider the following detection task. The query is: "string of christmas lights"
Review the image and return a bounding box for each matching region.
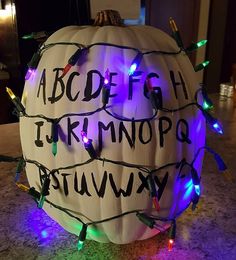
[25,40,184,80]
[0,142,227,250]
[2,18,222,251]
[6,83,223,136]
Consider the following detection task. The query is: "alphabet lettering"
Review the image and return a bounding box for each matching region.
[66,72,80,101]
[48,68,65,104]
[128,71,143,100]
[37,69,47,105]
[34,116,192,149]
[38,169,171,199]
[176,119,192,144]
[82,70,103,102]
[158,116,172,147]
[34,121,44,147]
[170,70,188,100]
[33,66,194,201]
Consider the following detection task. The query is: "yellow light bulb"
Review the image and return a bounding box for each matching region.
[16,183,30,192]
[169,17,178,32]
[6,87,16,99]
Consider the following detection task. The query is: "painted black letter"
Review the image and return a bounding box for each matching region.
[74,172,91,196]
[139,121,152,144]
[34,121,44,147]
[91,171,108,198]
[109,172,134,197]
[61,173,71,196]
[158,116,172,147]
[128,71,142,100]
[67,117,80,145]
[37,69,46,104]
[48,68,65,103]
[170,71,188,100]
[119,121,135,148]
[98,121,116,151]
[176,119,191,144]
[66,71,80,101]
[83,70,103,102]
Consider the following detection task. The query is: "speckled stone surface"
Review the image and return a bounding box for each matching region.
[0,94,236,260]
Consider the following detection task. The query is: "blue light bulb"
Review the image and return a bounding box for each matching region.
[194,184,201,196]
[41,230,48,239]
[128,52,143,76]
[128,63,137,75]
[202,110,223,135]
[213,122,223,134]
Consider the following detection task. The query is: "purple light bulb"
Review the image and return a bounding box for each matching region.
[81,131,89,143]
[104,69,110,86]
[25,68,35,80]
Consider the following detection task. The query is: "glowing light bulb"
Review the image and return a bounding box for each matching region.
[81,131,97,158]
[186,40,207,52]
[197,40,207,48]
[194,61,210,72]
[104,78,109,85]
[6,87,16,99]
[128,52,143,76]
[78,224,87,251]
[62,48,88,77]
[202,60,210,67]
[25,52,41,80]
[203,100,213,110]
[168,220,176,251]
[16,183,30,192]
[41,230,48,239]
[128,63,137,75]
[25,68,36,80]
[81,131,89,143]
[168,239,174,251]
[169,17,184,48]
[6,87,25,114]
[202,110,223,134]
[77,240,84,251]
[104,68,110,85]
[83,135,89,143]
[194,184,201,196]
[213,122,223,134]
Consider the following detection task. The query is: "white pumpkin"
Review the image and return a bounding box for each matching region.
[20,11,205,244]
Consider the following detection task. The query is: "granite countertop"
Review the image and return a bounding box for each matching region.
[0,95,236,260]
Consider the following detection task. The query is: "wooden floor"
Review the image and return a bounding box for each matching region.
[0,94,236,260]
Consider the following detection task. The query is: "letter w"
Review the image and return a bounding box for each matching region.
[109,173,134,197]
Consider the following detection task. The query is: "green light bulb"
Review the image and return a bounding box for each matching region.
[77,240,84,251]
[203,100,213,110]
[197,40,207,48]
[194,60,210,72]
[38,195,46,209]
[203,101,210,110]
[185,40,207,52]
[52,142,57,156]
[202,60,210,67]
[22,33,33,40]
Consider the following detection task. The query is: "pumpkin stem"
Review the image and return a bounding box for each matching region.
[93,10,124,26]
